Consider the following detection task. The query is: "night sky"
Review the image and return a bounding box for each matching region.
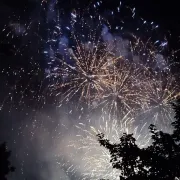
[0,0,180,180]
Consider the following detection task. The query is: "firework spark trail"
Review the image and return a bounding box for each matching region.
[60,112,151,180]
[47,21,156,112]
[47,14,115,106]
[129,35,169,69]
[138,73,180,130]
[95,59,150,117]
[45,6,175,112]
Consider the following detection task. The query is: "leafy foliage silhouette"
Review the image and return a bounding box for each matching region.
[0,142,15,180]
[97,99,180,180]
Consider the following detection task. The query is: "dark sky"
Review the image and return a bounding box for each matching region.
[1,0,180,55]
[0,0,180,27]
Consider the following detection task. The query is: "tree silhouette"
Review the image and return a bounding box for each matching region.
[97,99,180,180]
[97,133,149,180]
[146,124,179,179]
[0,142,15,180]
[172,98,180,143]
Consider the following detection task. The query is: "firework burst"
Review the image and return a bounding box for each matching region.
[61,112,150,180]
[95,58,149,117]
[138,72,180,130]
[46,14,114,106]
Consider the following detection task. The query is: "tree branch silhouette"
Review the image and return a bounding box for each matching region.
[0,142,15,180]
[97,99,180,180]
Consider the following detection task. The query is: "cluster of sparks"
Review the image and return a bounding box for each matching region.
[61,111,151,180]
[0,1,180,180]
[45,6,179,125]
